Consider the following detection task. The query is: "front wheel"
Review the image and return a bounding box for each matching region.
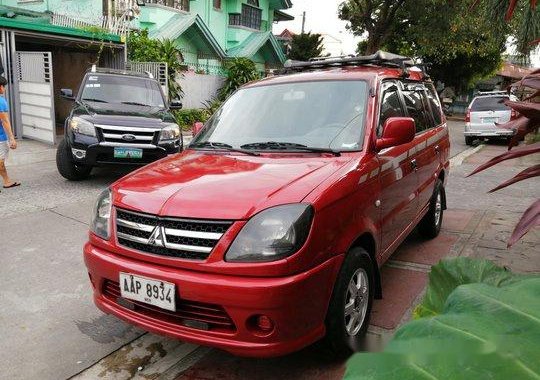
[465,136,474,146]
[417,179,444,239]
[56,139,92,181]
[323,247,374,356]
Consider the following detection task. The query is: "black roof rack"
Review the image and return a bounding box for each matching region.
[280,50,429,79]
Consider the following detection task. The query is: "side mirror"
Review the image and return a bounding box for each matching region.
[376,117,415,151]
[170,100,183,110]
[192,122,204,136]
[60,88,75,101]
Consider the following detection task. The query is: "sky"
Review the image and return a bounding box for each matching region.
[272,0,361,56]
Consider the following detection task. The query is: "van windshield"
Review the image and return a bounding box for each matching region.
[191,80,368,152]
[80,75,165,108]
[471,96,510,112]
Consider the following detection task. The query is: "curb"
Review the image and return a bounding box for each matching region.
[449,144,484,168]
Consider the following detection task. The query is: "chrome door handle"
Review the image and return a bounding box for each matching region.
[435,145,440,154]
[410,159,418,171]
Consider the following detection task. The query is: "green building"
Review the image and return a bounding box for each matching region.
[139,0,293,74]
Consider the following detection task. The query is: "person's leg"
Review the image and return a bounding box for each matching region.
[0,158,13,187]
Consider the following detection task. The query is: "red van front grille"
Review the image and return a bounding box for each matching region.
[102,280,236,333]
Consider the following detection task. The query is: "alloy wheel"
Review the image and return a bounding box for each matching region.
[344,268,369,336]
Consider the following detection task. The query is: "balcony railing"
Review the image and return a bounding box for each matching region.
[50,13,134,37]
[144,0,190,12]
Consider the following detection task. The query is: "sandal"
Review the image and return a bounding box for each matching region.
[3,182,21,189]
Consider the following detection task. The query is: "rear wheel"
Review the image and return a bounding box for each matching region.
[56,139,92,181]
[323,247,374,356]
[465,136,474,146]
[418,179,444,239]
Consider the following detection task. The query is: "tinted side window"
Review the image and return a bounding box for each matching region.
[401,85,433,133]
[378,81,405,137]
[426,84,443,126]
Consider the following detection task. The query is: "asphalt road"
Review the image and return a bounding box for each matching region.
[0,120,475,380]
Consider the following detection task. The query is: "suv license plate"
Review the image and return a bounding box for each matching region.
[482,117,497,123]
[114,147,143,159]
[119,273,176,311]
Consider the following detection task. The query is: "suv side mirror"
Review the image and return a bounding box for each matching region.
[192,122,204,136]
[170,100,183,110]
[376,117,415,151]
[60,88,75,100]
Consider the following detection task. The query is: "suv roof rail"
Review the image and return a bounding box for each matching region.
[86,66,156,79]
[281,50,429,79]
[477,90,508,96]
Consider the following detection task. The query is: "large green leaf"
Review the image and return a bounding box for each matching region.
[345,259,540,380]
[413,257,525,318]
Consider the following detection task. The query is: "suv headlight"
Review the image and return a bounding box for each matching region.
[90,189,112,240]
[225,204,314,263]
[159,123,181,142]
[69,117,96,137]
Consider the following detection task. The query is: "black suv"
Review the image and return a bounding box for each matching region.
[56,67,183,180]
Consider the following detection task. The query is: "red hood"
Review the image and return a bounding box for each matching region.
[112,150,353,220]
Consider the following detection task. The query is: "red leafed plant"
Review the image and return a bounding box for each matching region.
[469,68,540,246]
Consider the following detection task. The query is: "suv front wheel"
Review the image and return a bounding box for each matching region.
[323,247,374,356]
[56,139,92,181]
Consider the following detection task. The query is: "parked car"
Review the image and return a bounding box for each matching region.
[56,67,183,180]
[83,52,450,357]
[464,91,517,145]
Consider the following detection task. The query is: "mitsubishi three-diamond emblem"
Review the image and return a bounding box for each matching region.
[147,226,166,247]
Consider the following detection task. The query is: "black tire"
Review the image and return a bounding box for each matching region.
[323,247,374,356]
[465,136,474,146]
[417,179,444,239]
[56,139,92,181]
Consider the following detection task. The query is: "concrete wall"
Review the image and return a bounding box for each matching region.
[178,72,224,109]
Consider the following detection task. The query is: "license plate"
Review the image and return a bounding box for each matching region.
[482,117,497,123]
[114,147,143,159]
[119,273,176,311]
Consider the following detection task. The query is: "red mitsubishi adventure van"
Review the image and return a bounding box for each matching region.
[84,51,450,357]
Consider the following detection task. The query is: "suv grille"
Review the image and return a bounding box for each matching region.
[102,280,236,332]
[96,125,160,146]
[115,208,232,260]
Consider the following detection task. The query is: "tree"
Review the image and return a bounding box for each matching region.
[288,32,324,61]
[341,0,507,90]
[219,58,260,100]
[339,0,407,55]
[476,0,540,54]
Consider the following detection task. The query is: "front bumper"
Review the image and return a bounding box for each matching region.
[71,142,180,166]
[84,243,343,357]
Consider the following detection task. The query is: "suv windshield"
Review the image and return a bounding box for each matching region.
[471,96,510,112]
[191,80,368,152]
[80,74,165,108]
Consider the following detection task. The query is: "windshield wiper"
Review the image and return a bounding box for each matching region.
[81,98,108,103]
[190,141,260,156]
[121,101,151,106]
[240,142,341,156]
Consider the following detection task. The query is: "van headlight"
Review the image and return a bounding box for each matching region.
[69,117,96,137]
[225,204,314,263]
[90,189,112,240]
[159,123,181,142]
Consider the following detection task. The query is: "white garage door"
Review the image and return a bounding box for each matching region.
[16,51,56,144]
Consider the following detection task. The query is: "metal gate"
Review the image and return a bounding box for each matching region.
[15,52,56,144]
[126,61,168,100]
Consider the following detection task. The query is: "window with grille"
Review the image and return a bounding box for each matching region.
[229,4,262,30]
[247,0,259,6]
[145,0,190,11]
